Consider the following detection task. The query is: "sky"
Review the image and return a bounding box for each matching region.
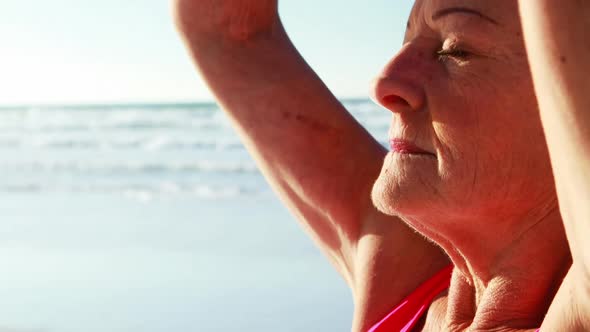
[0,1,413,105]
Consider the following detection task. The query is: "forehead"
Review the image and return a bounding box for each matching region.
[408,0,520,29]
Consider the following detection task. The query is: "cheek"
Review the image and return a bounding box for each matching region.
[430,81,551,213]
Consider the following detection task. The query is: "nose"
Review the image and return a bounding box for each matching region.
[370,44,427,114]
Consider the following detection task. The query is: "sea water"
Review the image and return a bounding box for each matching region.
[0,100,390,332]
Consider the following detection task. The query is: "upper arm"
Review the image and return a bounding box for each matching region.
[351,211,450,332]
[518,0,590,328]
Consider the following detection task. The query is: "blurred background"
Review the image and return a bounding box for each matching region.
[0,1,412,331]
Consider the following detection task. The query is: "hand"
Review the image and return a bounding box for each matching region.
[173,0,279,41]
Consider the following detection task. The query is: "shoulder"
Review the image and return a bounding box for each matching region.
[350,216,449,332]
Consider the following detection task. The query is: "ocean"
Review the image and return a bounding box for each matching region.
[0,99,390,332]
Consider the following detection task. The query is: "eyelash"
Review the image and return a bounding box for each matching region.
[436,46,471,60]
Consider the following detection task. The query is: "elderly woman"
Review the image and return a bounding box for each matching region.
[174,0,590,331]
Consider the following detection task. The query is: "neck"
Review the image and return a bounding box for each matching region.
[408,203,571,330]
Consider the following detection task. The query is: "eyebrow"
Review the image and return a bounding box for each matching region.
[432,7,499,25]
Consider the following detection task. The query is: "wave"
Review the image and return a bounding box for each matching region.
[0,137,245,151]
[0,101,386,133]
[0,101,384,203]
[1,160,260,175]
[0,118,229,132]
[0,182,260,200]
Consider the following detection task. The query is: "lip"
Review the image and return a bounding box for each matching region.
[389,139,434,156]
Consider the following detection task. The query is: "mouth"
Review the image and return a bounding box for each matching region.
[389,139,435,157]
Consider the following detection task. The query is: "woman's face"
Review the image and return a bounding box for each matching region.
[371,0,555,222]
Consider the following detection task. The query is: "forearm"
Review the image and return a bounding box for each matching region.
[173,0,279,42]
[178,19,347,134]
[519,0,590,304]
[174,0,330,111]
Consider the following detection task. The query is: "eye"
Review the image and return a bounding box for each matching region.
[436,46,471,60]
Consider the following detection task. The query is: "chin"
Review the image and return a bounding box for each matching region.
[371,176,399,216]
[371,152,440,218]
[372,171,414,217]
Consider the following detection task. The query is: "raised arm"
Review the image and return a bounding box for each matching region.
[173,1,448,330]
[173,0,384,282]
[519,1,590,330]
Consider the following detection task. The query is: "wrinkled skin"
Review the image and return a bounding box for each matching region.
[369,2,571,330]
[371,0,555,228]
[175,0,590,329]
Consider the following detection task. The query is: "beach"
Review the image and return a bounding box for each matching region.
[0,99,388,332]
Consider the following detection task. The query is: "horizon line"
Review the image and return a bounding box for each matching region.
[0,97,372,110]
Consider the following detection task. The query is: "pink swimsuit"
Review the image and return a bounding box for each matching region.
[368,265,540,332]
